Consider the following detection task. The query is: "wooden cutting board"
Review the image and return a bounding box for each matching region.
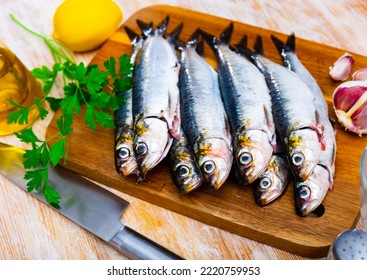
[47,5,366,258]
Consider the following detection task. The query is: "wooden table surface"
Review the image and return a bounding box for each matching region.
[0,0,366,260]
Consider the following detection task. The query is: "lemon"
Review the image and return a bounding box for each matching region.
[52,0,122,52]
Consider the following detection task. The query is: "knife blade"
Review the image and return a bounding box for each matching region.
[0,143,183,260]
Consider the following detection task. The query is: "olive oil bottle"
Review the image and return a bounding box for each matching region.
[0,42,43,135]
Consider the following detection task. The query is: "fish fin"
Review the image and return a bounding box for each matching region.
[167,22,184,43]
[187,28,201,47]
[270,34,286,55]
[315,111,326,151]
[220,22,234,45]
[253,35,264,55]
[196,39,205,56]
[232,35,253,58]
[329,117,337,127]
[124,26,140,45]
[200,29,218,51]
[136,19,153,39]
[263,105,277,150]
[286,33,296,52]
[156,15,170,36]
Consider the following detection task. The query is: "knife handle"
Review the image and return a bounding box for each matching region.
[110,225,184,260]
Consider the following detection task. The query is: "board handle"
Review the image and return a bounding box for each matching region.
[110,225,184,260]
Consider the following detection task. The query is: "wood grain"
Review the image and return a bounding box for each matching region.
[46,5,365,258]
[2,0,367,261]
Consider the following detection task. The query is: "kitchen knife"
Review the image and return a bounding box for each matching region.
[0,143,183,260]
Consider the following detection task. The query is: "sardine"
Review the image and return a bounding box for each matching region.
[202,23,276,185]
[178,31,233,189]
[254,137,291,206]
[271,34,336,216]
[114,27,143,176]
[132,17,182,181]
[235,36,325,181]
[168,129,204,193]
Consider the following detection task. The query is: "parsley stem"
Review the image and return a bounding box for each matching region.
[9,13,75,64]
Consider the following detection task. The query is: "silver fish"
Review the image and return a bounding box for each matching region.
[202,24,276,186]
[178,32,233,189]
[235,36,325,181]
[132,17,182,181]
[168,129,204,193]
[254,138,291,206]
[114,27,143,176]
[271,34,336,216]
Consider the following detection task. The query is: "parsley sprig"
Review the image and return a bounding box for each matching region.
[7,15,133,207]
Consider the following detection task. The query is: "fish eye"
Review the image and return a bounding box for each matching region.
[298,185,311,199]
[259,177,272,189]
[239,152,252,165]
[203,160,216,174]
[118,148,130,160]
[136,142,148,155]
[176,165,190,178]
[292,153,305,166]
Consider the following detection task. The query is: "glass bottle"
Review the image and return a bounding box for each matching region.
[0,41,43,136]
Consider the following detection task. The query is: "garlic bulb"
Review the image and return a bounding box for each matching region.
[332,80,367,136]
[329,52,354,81]
[352,68,367,81]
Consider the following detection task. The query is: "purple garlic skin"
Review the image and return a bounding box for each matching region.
[332,80,367,136]
[329,52,354,81]
[352,68,367,81]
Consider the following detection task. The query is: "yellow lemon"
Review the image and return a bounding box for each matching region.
[52,0,122,52]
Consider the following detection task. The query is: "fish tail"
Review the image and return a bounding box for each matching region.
[167,22,184,44]
[220,22,234,45]
[156,15,170,36]
[270,33,296,54]
[200,29,218,51]
[124,26,140,45]
[253,35,264,55]
[136,19,153,38]
[233,35,255,59]
[187,28,201,47]
[196,39,205,57]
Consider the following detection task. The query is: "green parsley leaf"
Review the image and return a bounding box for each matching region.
[119,54,133,75]
[103,56,117,78]
[61,83,82,114]
[7,106,30,125]
[56,114,73,136]
[24,167,48,192]
[14,128,40,143]
[43,185,61,209]
[23,142,49,169]
[49,138,66,166]
[46,97,63,111]
[34,97,49,120]
[113,76,132,92]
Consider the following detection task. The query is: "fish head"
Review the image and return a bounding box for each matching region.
[196,138,232,189]
[294,165,329,217]
[255,154,290,206]
[287,129,321,181]
[134,118,172,179]
[235,130,273,185]
[114,130,138,176]
[170,149,204,193]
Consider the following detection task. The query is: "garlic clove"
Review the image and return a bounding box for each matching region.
[352,68,367,81]
[332,80,367,136]
[329,52,354,81]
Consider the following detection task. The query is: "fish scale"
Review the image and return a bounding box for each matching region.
[236,37,324,181]
[179,42,232,189]
[271,34,337,216]
[201,24,276,185]
[131,18,181,180]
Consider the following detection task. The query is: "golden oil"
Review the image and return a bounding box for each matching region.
[0,43,44,136]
